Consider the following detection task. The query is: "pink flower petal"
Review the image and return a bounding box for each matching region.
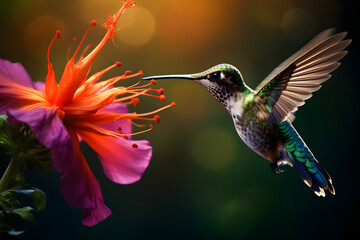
[82,197,112,227]
[0,60,37,114]
[33,81,46,92]
[78,130,152,185]
[61,128,111,226]
[97,103,132,138]
[0,59,34,89]
[7,108,73,174]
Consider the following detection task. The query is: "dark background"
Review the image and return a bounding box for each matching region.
[0,0,359,239]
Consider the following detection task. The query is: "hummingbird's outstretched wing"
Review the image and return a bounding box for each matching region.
[254,29,351,125]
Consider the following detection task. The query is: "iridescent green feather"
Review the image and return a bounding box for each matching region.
[254,65,296,124]
[275,121,335,196]
[275,121,317,169]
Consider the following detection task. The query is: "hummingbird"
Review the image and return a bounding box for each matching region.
[142,29,351,197]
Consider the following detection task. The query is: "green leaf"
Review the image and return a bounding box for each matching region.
[0,185,46,211]
[0,184,46,236]
[33,189,46,211]
[10,206,34,223]
[0,114,8,127]
[7,186,35,196]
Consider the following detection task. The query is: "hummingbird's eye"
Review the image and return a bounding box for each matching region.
[209,71,221,81]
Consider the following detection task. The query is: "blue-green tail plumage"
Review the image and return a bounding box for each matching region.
[275,121,335,196]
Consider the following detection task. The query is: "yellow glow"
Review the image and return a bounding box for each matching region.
[117,7,156,46]
[156,0,236,56]
[79,0,155,46]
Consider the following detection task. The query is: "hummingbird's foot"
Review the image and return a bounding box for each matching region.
[270,162,284,174]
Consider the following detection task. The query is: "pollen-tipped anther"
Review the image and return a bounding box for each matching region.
[132,98,139,106]
[150,80,157,85]
[115,61,122,67]
[91,20,97,27]
[129,2,138,8]
[154,115,160,124]
[132,143,138,148]
[159,95,165,101]
[158,88,164,95]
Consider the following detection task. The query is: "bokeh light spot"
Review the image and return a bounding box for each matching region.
[191,125,236,170]
[117,7,156,46]
[156,0,232,56]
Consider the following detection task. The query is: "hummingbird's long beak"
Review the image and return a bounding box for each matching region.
[142,74,197,81]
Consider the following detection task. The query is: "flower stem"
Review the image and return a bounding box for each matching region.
[0,155,19,193]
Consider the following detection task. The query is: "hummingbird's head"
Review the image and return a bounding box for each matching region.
[192,63,245,89]
[142,64,247,107]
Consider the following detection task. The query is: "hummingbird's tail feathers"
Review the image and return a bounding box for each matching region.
[288,151,335,196]
[275,121,335,196]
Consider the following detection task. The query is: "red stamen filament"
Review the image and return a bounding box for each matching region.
[71,22,96,60]
[116,97,139,106]
[113,89,152,103]
[130,120,147,128]
[85,63,120,86]
[47,30,61,64]
[127,80,153,90]
[96,70,143,91]
[66,37,78,61]
[125,91,165,100]
[79,44,92,61]
[134,115,160,123]
[118,125,154,137]
[128,103,176,118]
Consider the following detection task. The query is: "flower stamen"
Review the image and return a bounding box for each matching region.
[47,30,61,64]
[45,30,61,102]
[79,44,92,62]
[118,124,154,138]
[71,21,96,61]
[126,102,176,119]
[130,120,147,128]
[132,98,139,106]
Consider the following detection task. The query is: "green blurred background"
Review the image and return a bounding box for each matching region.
[0,0,358,239]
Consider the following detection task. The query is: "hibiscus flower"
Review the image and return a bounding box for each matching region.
[0,0,174,226]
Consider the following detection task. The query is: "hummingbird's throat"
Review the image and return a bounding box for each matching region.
[197,80,233,108]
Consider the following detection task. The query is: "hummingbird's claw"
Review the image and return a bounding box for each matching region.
[270,162,284,174]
